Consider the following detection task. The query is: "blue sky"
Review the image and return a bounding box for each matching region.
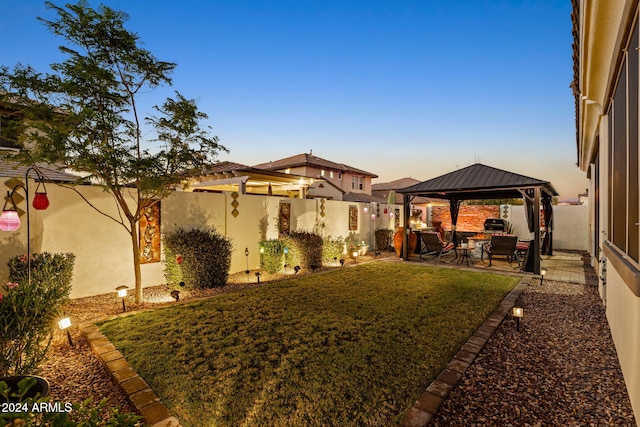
[2,0,587,198]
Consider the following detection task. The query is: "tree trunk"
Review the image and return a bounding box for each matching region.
[129,219,143,304]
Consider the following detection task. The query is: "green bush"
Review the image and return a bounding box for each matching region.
[259,239,286,273]
[0,377,144,426]
[375,229,394,251]
[1,252,75,376]
[322,235,345,264]
[286,231,323,269]
[164,227,232,289]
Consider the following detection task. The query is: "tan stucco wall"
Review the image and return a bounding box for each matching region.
[0,184,400,299]
[605,266,640,420]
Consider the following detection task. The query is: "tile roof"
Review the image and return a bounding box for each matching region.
[0,160,83,183]
[372,177,421,191]
[253,153,378,178]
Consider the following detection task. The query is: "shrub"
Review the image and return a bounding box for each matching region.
[322,235,345,264]
[1,252,75,376]
[375,229,394,251]
[259,239,286,273]
[286,231,323,269]
[164,227,232,289]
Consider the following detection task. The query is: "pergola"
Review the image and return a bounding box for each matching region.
[397,163,558,274]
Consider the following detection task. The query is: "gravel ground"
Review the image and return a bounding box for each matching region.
[431,279,636,426]
[38,257,636,426]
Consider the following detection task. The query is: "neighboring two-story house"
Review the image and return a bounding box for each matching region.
[253,151,381,202]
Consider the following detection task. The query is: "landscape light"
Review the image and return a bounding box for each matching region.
[512,306,524,331]
[170,290,180,301]
[58,317,74,347]
[352,250,359,263]
[116,286,128,312]
[540,268,547,285]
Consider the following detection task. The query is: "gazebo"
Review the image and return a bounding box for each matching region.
[397,163,558,274]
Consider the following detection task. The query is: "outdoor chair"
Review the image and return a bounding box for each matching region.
[419,232,456,263]
[481,235,518,267]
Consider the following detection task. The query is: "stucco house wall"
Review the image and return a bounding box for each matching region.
[573,1,640,422]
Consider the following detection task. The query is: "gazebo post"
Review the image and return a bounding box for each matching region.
[533,186,541,275]
[402,193,410,260]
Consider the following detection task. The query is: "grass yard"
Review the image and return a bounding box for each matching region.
[99,262,520,426]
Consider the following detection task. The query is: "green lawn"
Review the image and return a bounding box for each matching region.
[99,262,519,426]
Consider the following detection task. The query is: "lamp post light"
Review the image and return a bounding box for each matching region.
[540,268,547,286]
[116,286,128,312]
[512,306,524,331]
[0,166,51,286]
[58,317,74,347]
[284,247,289,272]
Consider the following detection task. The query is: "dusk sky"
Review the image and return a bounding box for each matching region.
[2,0,587,199]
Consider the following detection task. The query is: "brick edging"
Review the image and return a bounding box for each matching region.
[80,323,182,427]
[398,277,532,427]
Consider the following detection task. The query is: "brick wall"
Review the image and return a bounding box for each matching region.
[431,205,500,231]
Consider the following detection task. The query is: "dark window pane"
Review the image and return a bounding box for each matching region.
[629,22,639,262]
[612,63,628,251]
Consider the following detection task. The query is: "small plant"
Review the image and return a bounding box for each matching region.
[259,239,286,273]
[1,253,75,376]
[164,227,232,289]
[322,235,344,264]
[0,377,144,426]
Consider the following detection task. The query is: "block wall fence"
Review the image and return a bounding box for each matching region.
[0,182,588,298]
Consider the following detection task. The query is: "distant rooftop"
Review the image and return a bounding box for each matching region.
[253,152,378,178]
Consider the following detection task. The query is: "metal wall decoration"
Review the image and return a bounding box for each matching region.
[231,192,240,217]
[394,208,400,229]
[349,205,358,231]
[139,202,161,264]
[279,202,291,237]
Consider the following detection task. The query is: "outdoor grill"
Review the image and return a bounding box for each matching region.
[484,218,507,232]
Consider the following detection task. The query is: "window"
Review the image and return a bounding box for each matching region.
[321,169,325,177]
[329,171,334,178]
[607,15,640,263]
[351,176,363,190]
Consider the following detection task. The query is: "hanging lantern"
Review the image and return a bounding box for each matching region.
[32,192,50,210]
[0,191,20,231]
[363,206,368,213]
[371,214,376,220]
[32,182,49,210]
[0,210,20,231]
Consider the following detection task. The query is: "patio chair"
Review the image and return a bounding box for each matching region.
[419,232,456,263]
[481,235,518,267]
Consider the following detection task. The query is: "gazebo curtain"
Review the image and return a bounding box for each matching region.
[523,189,535,233]
[542,195,553,255]
[449,199,461,245]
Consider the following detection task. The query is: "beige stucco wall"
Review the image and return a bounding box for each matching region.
[605,266,640,420]
[0,183,401,299]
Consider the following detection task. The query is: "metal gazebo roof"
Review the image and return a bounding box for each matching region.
[396,163,557,274]
[397,163,558,199]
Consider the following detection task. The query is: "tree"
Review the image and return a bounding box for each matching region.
[0,1,227,303]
